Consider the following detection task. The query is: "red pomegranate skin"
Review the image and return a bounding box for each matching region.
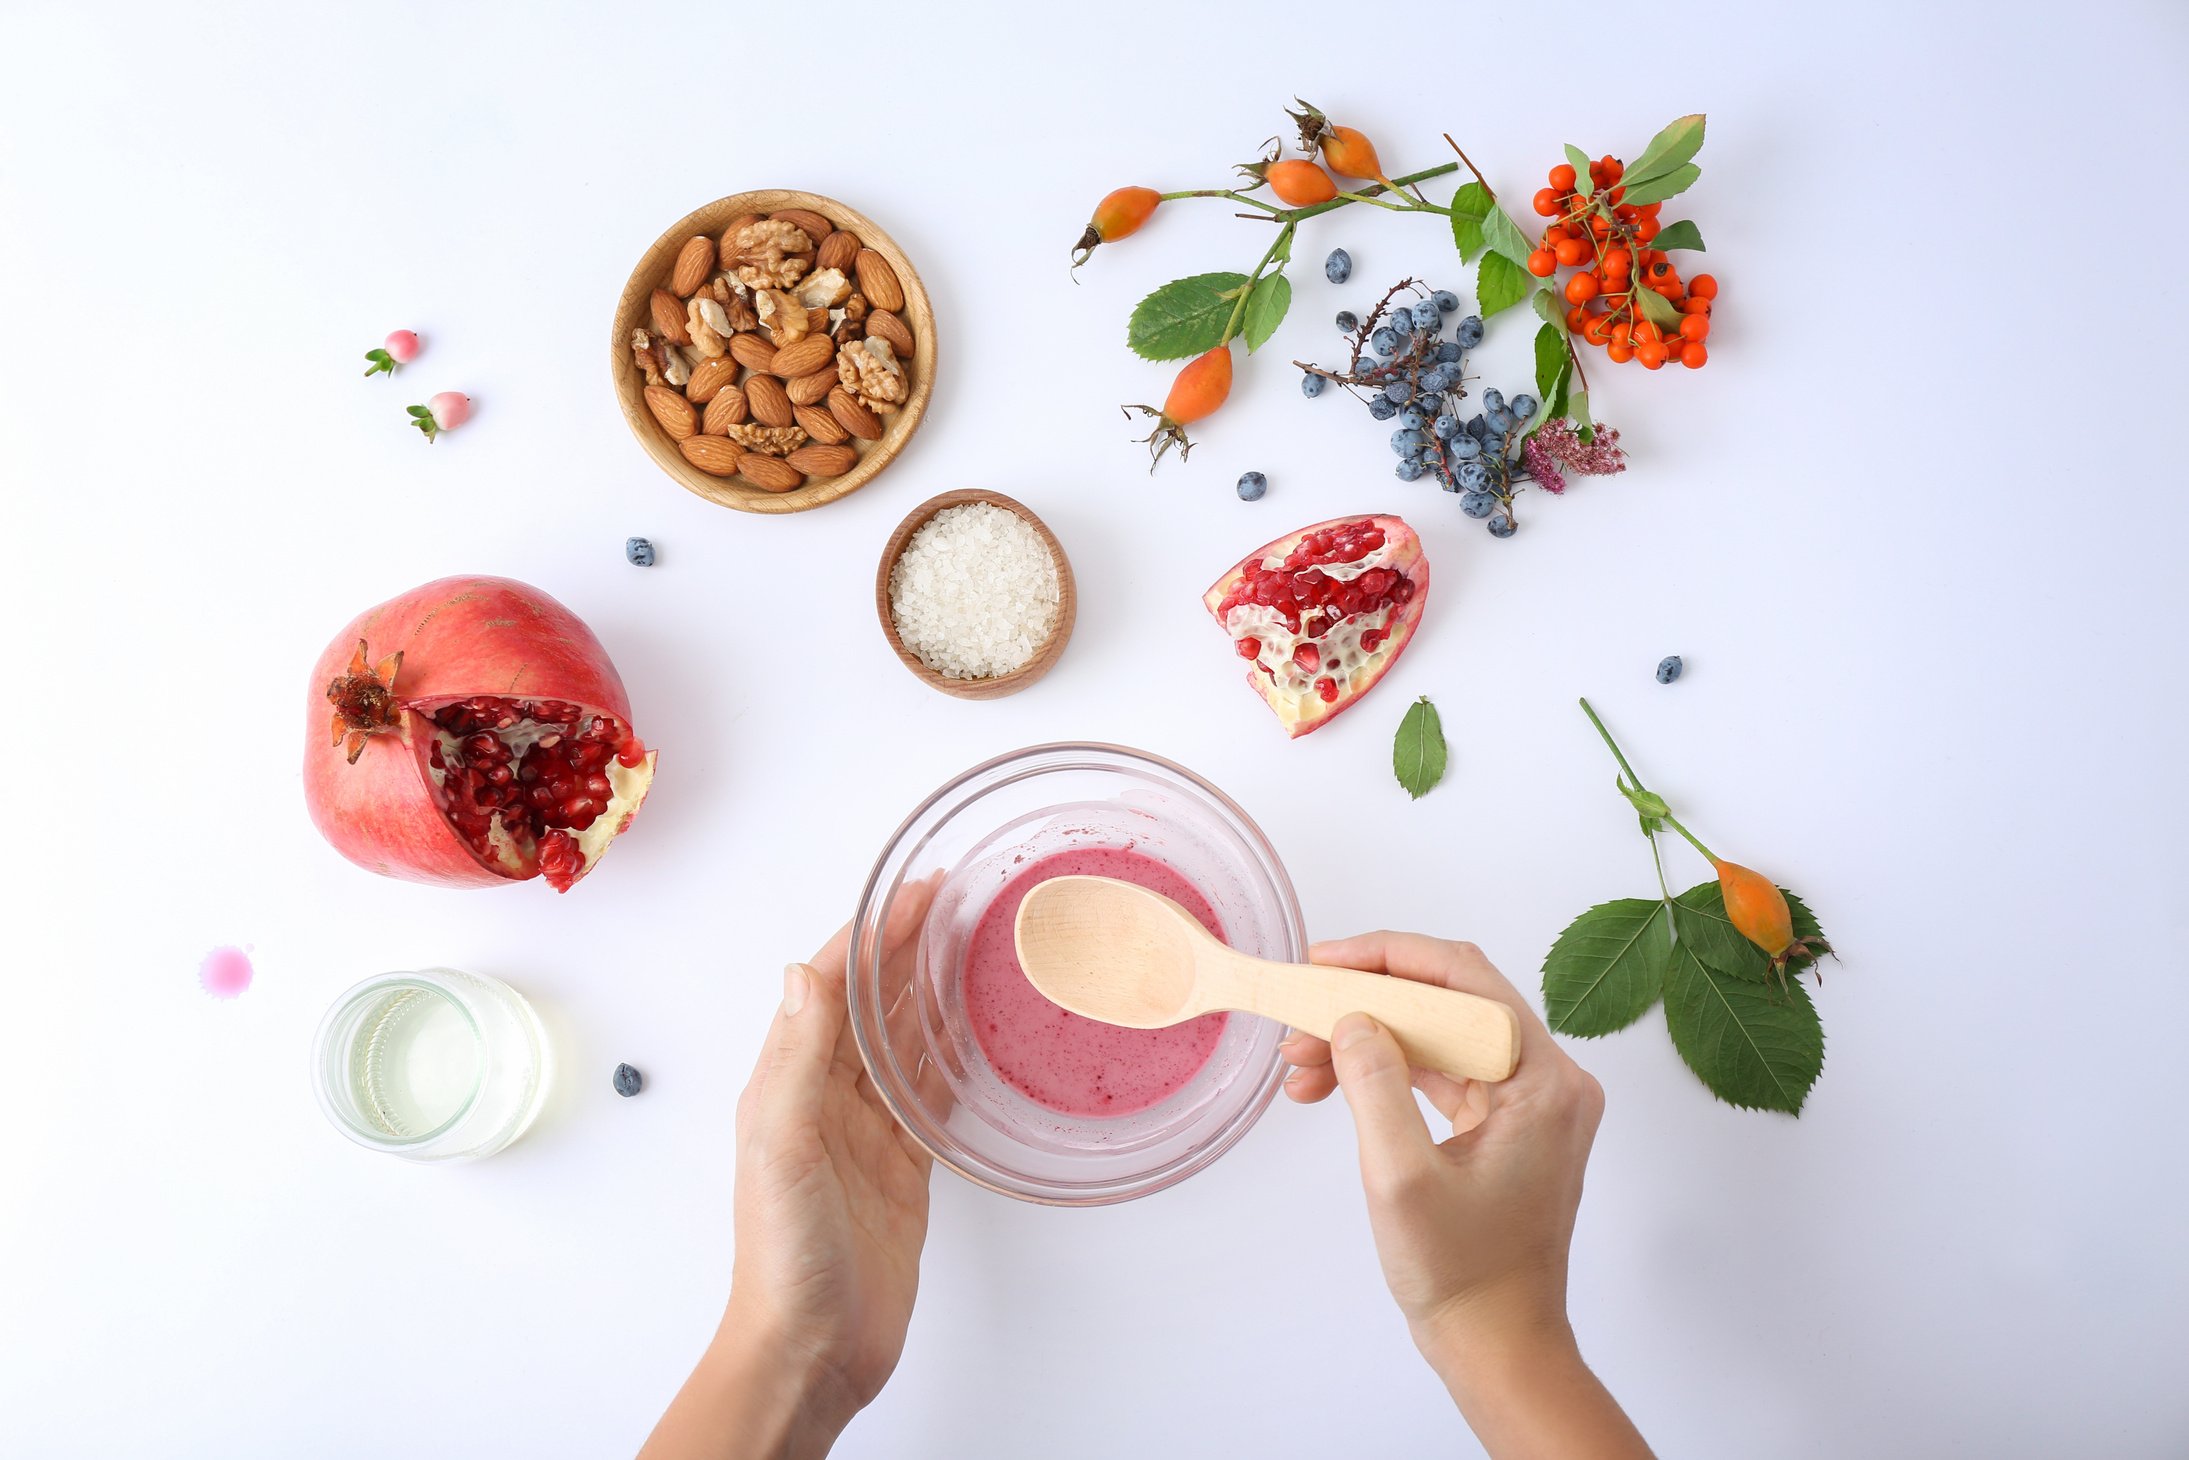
[303,575,647,888]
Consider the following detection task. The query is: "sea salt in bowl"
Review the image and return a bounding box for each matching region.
[875,490,1075,699]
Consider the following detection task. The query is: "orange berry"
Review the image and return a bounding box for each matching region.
[1634,319,1663,345]
[1533,187,1562,217]
[1636,217,1662,244]
[1549,162,1578,191]
[1581,313,1613,345]
[1589,162,1609,187]
[1638,342,1668,369]
[1713,861,1792,956]
[1565,270,1600,304]
[1527,248,1558,277]
[1264,159,1338,207]
[1163,343,1232,425]
[1589,214,1612,237]
[1679,341,1708,368]
[1613,204,1639,223]
[1610,321,1632,346]
[1679,314,1711,342]
[1608,185,1626,205]
[1074,186,1161,264]
[1319,125,1386,183]
[1689,273,1719,300]
[1553,236,1590,267]
[1600,156,1624,183]
[1601,247,1632,278]
[1640,201,1662,219]
[1681,297,1713,316]
[1565,304,1588,330]
[1607,341,1635,364]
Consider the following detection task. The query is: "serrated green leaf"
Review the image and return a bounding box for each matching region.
[1533,323,1567,404]
[1663,942,1823,1113]
[1240,272,1291,355]
[1648,219,1705,252]
[1476,250,1530,320]
[1565,144,1595,198]
[1618,163,1700,208]
[1542,898,1672,1036]
[1532,289,1563,328]
[1625,114,1706,186]
[1128,273,1250,361]
[1393,696,1447,800]
[1449,181,1491,261]
[1673,881,1771,982]
[1785,889,1826,946]
[1481,206,1536,269]
[1636,286,1683,330]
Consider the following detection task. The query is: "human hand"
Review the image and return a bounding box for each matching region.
[642,883,934,1460]
[1281,933,1646,1456]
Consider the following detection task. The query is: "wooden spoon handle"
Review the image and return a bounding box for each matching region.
[1215,956,1521,1082]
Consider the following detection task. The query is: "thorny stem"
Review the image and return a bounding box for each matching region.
[1579,697,1721,866]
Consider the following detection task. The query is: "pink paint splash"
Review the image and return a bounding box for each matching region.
[199,946,254,999]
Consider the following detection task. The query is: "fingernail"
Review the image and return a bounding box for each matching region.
[782,963,809,1015]
[1277,1034,1303,1058]
[1332,1013,1378,1051]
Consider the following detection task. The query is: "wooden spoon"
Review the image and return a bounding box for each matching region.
[1013,876,1520,1083]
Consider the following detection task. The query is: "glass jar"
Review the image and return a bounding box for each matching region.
[311,967,550,1162]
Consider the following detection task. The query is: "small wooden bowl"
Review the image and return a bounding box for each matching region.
[876,491,1076,700]
[610,189,937,515]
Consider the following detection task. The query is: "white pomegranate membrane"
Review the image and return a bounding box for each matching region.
[1212,519,1415,711]
[423,697,649,892]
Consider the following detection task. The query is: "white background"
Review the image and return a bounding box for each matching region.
[5,1,2186,1455]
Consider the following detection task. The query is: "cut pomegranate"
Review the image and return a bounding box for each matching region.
[303,577,658,892]
[1203,514,1431,737]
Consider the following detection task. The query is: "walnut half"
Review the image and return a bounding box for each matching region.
[837,336,907,413]
[726,218,814,291]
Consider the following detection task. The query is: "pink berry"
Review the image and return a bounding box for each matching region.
[428,392,473,430]
[383,330,420,364]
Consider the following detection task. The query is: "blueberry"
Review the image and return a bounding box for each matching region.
[1335,309,1360,333]
[613,1063,643,1097]
[1464,414,1489,440]
[1455,315,1485,347]
[1236,470,1268,501]
[1409,300,1440,331]
[1460,490,1496,518]
[1398,406,1427,430]
[1656,655,1684,684]
[1482,387,1505,413]
[1385,380,1415,406]
[1432,289,1460,314]
[1487,409,1516,436]
[1433,414,1459,439]
[1325,247,1352,284]
[1435,341,1463,364]
[1450,435,1481,459]
[1486,511,1517,538]
[1387,306,1413,335]
[624,536,656,567]
[1511,393,1539,420]
[1389,428,1425,456]
[1395,457,1427,481]
[1457,460,1489,490]
[1370,327,1401,356]
[1301,372,1326,398]
[1369,396,1399,421]
[1418,368,1449,394]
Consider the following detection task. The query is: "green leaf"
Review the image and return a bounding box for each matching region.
[1532,289,1563,328]
[1635,285,1683,330]
[1648,219,1705,252]
[1542,899,1672,1036]
[1673,881,1771,982]
[1785,889,1827,946]
[1663,942,1823,1114]
[1449,181,1491,261]
[1565,143,1595,197]
[1128,273,1249,361]
[1618,163,1700,208]
[1475,250,1531,320]
[1533,323,1567,404]
[405,404,432,418]
[1624,114,1706,186]
[1392,696,1448,800]
[1569,386,1592,442]
[1240,272,1292,354]
[1480,205,1536,269]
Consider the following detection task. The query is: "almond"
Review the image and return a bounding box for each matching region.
[807,305,829,335]
[854,249,904,313]
[680,435,744,477]
[702,386,749,434]
[745,373,793,427]
[715,213,764,269]
[644,384,697,440]
[771,208,834,247]
[651,289,691,345]
[770,334,834,379]
[828,385,883,441]
[816,230,861,273]
[786,442,857,477]
[728,334,778,373]
[793,402,849,444]
[786,367,838,406]
[685,356,739,404]
[671,235,715,297]
[736,454,804,492]
[867,309,915,359]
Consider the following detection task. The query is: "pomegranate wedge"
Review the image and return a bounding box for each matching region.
[1204,514,1430,737]
[303,576,657,892]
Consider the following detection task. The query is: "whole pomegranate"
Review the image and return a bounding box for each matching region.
[1204,514,1430,737]
[303,576,657,892]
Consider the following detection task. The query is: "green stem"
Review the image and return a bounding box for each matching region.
[1578,697,1649,791]
[1161,187,1282,213]
[1280,162,1458,224]
[1649,831,1673,903]
[1219,222,1294,346]
[1661,814,1718,865]
[1337,190,1409,212]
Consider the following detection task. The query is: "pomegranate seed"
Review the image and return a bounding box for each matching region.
[1315,677,1339,703]
[1293,643,1320,673]
[1235,637,1261,659]
[583,773,611,799]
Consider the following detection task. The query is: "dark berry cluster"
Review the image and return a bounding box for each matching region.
[1297,276,1547,538]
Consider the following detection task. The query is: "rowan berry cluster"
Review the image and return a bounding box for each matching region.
[1527,156,1715,371]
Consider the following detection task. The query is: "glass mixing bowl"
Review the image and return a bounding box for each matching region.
[849,743,1303,1206]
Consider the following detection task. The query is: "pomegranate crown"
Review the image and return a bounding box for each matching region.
[326,640,405,764]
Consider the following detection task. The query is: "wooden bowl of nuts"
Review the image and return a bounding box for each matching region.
[612,189,936,515]
[876,490,1076,700]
